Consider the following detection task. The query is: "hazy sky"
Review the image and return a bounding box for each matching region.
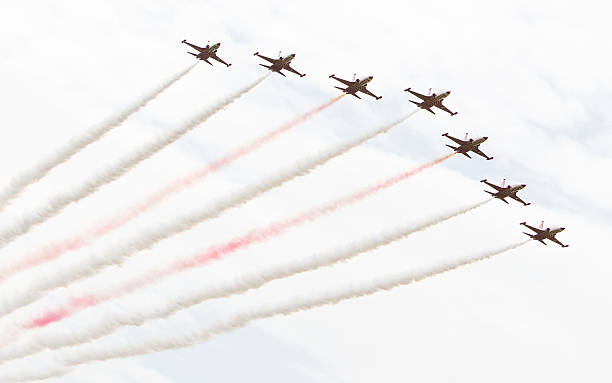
[0,0,610,382]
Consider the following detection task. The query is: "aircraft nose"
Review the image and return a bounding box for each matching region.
[483,136,488,140]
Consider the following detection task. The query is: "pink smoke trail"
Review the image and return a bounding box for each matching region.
[0,95,344,282]
[24,153,454,329]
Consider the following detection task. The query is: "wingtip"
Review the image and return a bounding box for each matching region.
[525,203,531,206]
[441,132,448,136]
[329,74,335,78]
[253,51,259,56]
[520,222,526,225]
[480,179,486,182]
[404,87,411,92]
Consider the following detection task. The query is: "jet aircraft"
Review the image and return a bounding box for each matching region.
[404,88,457,115]
[481,178,531,206]
[442,133,493,160]
[329,74,382,100]
[181,40,231,67]
[521,221,569,247]
[253,51,305,77]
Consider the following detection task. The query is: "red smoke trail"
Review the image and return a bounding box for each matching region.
[0,95,344,282]
[25,153,454,329]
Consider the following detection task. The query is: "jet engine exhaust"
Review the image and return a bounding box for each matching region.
[21,153,454,331]
[0,94,344,283]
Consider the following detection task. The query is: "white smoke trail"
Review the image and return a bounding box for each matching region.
[0,64,197,213]
[0,240,528,382]
[0,199,489,362]
[0,74,268,248]
[0,108,418,318]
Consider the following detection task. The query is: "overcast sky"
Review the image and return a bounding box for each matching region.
[0,0,610,382]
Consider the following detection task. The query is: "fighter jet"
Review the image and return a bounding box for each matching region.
[442,133,493,160]
[404,88,457,115]
[481,178,531,206]
[181,40,231,67]
[521,221,569,247]
[253,51,305,77]
[329,74,382,100]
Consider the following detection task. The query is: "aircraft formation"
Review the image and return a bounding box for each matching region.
[181,39,569,248]
[184,39,569,248]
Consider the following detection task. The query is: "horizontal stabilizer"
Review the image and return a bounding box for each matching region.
[188,52,198,57]
[203,59,213,66]
[351,93,361,99]
[409,100,421,106]
[259,64,272,69]
[522,232,534,238]
[445,144,458,150]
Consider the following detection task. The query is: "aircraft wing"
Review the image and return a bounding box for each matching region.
[549,236,568,247]
[522,223,543,234]
[359,87,381,99]
[434,102,456,115]
[183,41,206,52]
[444,135,467,146]
[285,64,305,77]
[406,89,431,101]
[211,53,231,67]
[482,180,503,191]
[331,76,356,87]
[510,194,529,205]
[256,53,278,64]
[472,147,491,160]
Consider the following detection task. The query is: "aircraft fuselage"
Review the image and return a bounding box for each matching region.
[345,77,373,94]
[493,185,525,198]
[456,137,487,153]
[419,91,450,108]
[532,227,565,242]
[268,54,295,72]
